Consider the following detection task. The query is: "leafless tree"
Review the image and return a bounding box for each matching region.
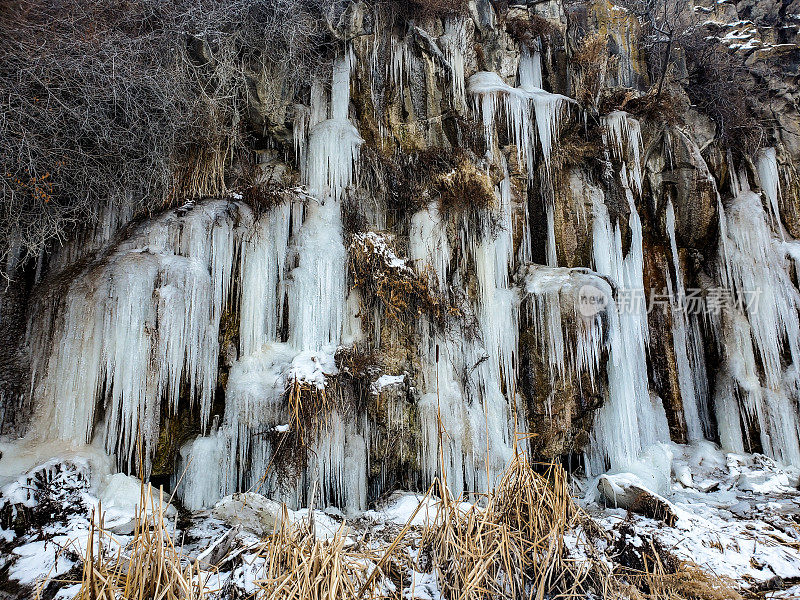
[0,0,339,278]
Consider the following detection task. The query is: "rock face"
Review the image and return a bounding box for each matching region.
[2,0,800,513]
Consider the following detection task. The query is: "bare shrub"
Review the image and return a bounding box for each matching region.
[679,30,764,153]
[0,0,336,276]
[505,15,562,48]
[572,33,618,109]
[386,0,470,19]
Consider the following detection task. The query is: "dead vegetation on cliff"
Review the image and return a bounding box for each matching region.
[348,231,455,328]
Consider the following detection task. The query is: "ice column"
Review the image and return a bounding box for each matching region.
[29,201,244,473]
[587,117,670,474]
[665,200,709,441]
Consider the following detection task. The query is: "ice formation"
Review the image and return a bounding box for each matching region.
[27,201,246,473]
[520,264,609,388]
[756,147,783,235]
[13,16,800,535]
[714,177,800,466]
[587,113,670,475]
[665,200,709,441]
[468,70,572,174]
[440,17,468,112]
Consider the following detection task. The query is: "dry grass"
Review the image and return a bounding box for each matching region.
[598,87,684,125]
[434,159,496,216]
[505,15,562,48]
[348,232,454,327]
[254,377,338,490]
[419,452,588,600]
[72,485,209,600]
[286,379,332,446]
[619,554,744,600]
[253,506,385,600]
[66,455,748,600]
[572,33,618,109]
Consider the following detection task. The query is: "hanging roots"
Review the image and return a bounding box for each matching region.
[72,484,209,600]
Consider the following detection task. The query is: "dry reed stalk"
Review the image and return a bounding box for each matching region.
[420,452,583,600]
[73,484,210,600]
[286,378,330,443]
[621,554,744,600]
[254,506,389,600]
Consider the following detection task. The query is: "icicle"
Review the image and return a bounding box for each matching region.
[176,426,226,511]
[722,190,800,389]
[468,71,573,175]
[756,147,784,237]
[714,186,800,466]
[409,202,451,293]
[29,201,245,474]
[293,104,310,166]
[286,199,348,351]
[602,111,643,196]
[239,202,292,356]
[586,176,669,475]
[440,17,468,113]
[389,35,418,95]
[520,265,609,388]
[665,200,708,441]
[518,42,543,92]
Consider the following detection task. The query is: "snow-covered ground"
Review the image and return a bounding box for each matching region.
[2,441,800,598]
[585,443,800,590]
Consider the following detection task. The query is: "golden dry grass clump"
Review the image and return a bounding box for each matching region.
[434,159,496,215]
[419,452,589,600]
[254,507,385,600]
[572,33,618,109]
[72,485,209,600]
[68,454,744,600]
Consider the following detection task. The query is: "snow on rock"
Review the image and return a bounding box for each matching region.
[371,374,407,394]
[98,473,175,533]
[589,443,800,586]
[363,492,442,526]
[211,491,344,540]
[212,492,282,537]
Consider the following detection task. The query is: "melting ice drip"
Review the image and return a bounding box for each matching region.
[586,112,670,475]
[714,158,800,466]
